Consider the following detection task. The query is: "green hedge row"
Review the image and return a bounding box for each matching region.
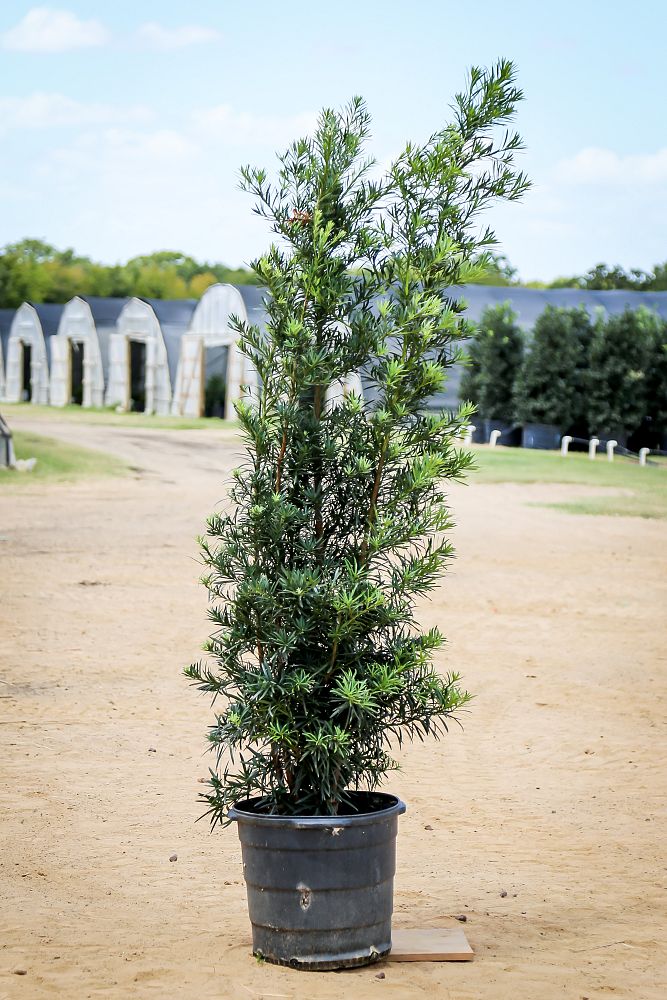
[460,303,667,446]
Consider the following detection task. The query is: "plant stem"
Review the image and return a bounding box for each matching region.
[274,429,287,492]
[360,433,389,563]
[313,382,324,555]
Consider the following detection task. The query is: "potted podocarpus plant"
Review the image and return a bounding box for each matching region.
[186,60,529,971]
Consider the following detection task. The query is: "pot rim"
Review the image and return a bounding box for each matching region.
[229,791,406,828]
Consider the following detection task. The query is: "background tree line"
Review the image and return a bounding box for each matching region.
[0,239,259,308]
[1,239,666,308]
[475,255,667,290]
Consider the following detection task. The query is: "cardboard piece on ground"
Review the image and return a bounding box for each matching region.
[389,927,474,962]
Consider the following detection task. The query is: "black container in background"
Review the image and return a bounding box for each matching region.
[597,428,628,449]
[229,793,406,970]
[521,422,562,450]
[470,421,486,444]
[484,419,522,447]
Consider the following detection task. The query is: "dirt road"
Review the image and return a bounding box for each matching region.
[1,419,665,999]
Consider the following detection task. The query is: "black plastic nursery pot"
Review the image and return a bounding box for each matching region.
[470,422,487,444]
[521,422,561,450]
[483,419,522,447]
[597,428,628,448]
[229,792,406,971]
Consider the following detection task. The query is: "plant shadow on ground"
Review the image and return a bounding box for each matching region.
[470,445,667,519]
[0,430,127,487]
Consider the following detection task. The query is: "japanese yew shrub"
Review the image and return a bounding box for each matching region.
[186,61,529,824]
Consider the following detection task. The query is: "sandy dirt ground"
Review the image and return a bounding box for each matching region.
[1,418,666,1000]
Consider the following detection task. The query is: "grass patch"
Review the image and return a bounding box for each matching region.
[0,431,127,487]
[470,446,667,519]
[0,402,235,431]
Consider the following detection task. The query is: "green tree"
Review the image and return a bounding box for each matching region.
[514,306,592,428]
[644,318,667,439]
[185,62,529,823]
[548,261,667,291]
[0,241,260,306]
[470,252,518,285]
[648,262,667,291]
[587,308,657,436]
[0,239,57,304]
[460,303,523,423]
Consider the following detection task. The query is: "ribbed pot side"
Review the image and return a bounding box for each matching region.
[229,793,406,970]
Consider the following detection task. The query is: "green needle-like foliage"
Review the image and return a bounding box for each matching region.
[186,61,529,824]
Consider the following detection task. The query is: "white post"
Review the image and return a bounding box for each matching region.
[639,447,650,467]
[606,439,618,462]
[560,435,572,456]
[464,424,475,445]
[489,429,502,448]
[588,437,600,460]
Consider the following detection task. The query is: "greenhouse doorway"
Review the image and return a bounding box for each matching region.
[70,340,85,405]
[21,343,32,402]
[129,340,146,412]
[204,345,229,418]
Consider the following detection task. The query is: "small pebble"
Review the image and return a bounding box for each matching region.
[454,914,467,922]
[375,971,385,979]
[169,854,178,862]
[13,969,28,976]
[424,824,433,831]
[500,890,507,898]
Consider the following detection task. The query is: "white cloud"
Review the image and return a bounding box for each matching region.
[137,22,222,50]
[1,7,110,53]
[42,127,199,182]
[489,148,667,282]
[31,123,265,264]
[556,146,667,185]
[192,105,318,147]
[0,93,151,132]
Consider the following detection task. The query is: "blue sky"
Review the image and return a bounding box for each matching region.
[1,1,665,281]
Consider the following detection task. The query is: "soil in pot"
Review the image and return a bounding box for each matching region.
[229,791,406,971]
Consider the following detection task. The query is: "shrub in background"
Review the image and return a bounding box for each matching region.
[587,307,657,439]
[514,305,592,429]
[640,317,667,447]
[460,303,523,422]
